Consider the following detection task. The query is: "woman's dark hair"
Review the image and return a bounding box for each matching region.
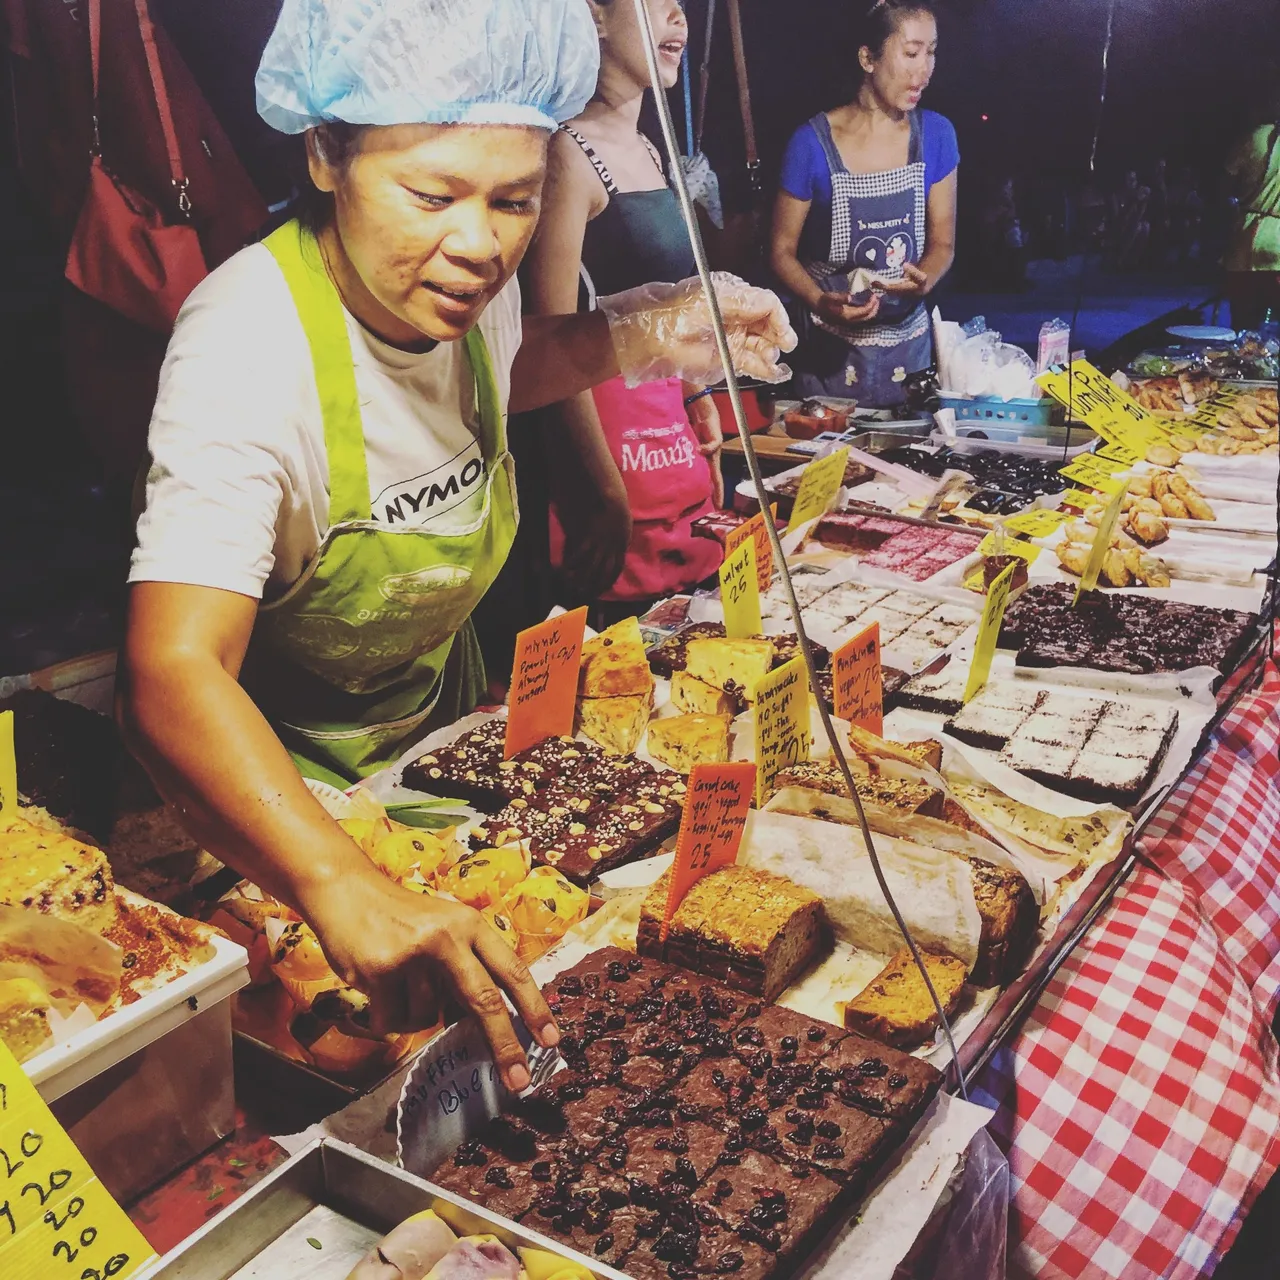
[294,123,368,234]
[858,1,936,65]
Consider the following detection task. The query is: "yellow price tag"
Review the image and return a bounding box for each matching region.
[789,446,850,529]
[1061,488,1103,510]
[1096,439,1142,466]
[977,533,1040,564]
[719,538,762,638]
[0,1041,157,1280]
[1000,508,1072,539]
[963,561,1017,703]
[753,656,810,805]
[1037,359,1168,448]
[1073,484,1127,604]
[1059,455,1125,496]
[0,711,14,820]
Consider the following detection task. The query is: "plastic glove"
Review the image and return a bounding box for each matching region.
[599,273,797,389]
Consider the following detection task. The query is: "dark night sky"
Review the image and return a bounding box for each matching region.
[688,0,1279,203]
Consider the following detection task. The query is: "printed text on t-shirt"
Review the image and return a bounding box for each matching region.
[372,444,485,525]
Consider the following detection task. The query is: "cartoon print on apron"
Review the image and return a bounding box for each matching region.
[244,221,518,784]
[803,110,933,407]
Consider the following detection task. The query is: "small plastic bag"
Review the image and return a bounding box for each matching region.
[929,1129,1009,1280]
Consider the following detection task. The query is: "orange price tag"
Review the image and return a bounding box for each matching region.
[504,606,588,758]
[724,505,776,593]
[832,623,883,735]
[661,761,757,943]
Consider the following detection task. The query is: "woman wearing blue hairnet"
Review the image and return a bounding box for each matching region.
[117,0,794,1088]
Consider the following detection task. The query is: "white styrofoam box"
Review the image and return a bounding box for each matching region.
[24,930,249,1103]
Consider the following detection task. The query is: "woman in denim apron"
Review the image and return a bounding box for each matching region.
[771,1,959,407]
[117,0,794,1088]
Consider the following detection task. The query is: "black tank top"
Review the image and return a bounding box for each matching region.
[561,127,696,301]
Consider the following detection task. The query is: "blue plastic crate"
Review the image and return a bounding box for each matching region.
[938,394,1062,427]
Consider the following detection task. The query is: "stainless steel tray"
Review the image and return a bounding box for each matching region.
[141,1138,628,1280]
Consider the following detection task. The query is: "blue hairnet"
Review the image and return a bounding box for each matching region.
[256,0,601,135]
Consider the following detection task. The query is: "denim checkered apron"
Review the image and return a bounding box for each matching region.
[794,111,933,407]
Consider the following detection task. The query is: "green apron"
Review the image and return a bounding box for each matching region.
[243,221,518,785]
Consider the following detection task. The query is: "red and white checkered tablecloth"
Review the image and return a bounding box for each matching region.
[1140,661,1280,1022]
[976,661,1280,1280]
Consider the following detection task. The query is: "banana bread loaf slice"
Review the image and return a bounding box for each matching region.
[843,947,968,1049]
[637,865,831,1002]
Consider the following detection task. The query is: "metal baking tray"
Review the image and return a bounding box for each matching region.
[140,1138,628,1279]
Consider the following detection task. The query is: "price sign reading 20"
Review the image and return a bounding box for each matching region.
[0,1045,156,1280]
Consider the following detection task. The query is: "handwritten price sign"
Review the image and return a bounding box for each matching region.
[1000,508,1071,539]
[661,762,756,942]
[753,656,810,805]
[832,623,882,735]
[505,606,588,758]
[963,560,1016,703]
[0,712,13,820]
[719,538,763,638]
[789,447,850,529]
[1037,359,1168,449]
[724,506,776,594]
[1074,483,1127,604]
[1059,453,1125,497]
[0,1042,156,1280]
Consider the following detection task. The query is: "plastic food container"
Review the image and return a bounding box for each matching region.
[27,932,249,1202]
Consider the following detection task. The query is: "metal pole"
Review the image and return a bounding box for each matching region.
[629,0,969,1097]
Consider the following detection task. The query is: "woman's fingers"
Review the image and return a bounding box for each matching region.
[473,924,560,1050]
[446,946,533,1092]
[839,296,881,323]
[404,967,442,1033]
[364,972,412,1038]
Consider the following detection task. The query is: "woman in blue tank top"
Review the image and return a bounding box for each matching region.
[770,1,959,408]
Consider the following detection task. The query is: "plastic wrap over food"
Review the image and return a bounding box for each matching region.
[737,810,983,969]
[0,904,122,1017]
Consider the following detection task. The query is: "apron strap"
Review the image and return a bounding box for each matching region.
[463,327,506,460]
[810,113,848,177]
[906,109,924,167]
[263,221,372,523]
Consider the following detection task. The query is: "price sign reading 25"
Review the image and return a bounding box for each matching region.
[0,1047,157,1280]
[661,762,756,943]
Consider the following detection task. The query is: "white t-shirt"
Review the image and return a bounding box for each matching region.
[130,243,523,602]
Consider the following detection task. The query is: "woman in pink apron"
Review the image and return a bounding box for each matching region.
[523,0,724,625]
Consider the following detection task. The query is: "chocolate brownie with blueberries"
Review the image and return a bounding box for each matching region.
[692,1147,842,1259]
[437,950,942,1277]
[821,1033,942,1121]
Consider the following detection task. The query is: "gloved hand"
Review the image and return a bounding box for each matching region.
[599,273,797,389]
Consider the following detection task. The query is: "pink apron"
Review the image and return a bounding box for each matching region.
[550,375,721,601]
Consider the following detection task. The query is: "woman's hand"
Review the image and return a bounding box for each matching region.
[875,262,931,299]
[304,867,559,1092]
[813,290,882,326]
[599,273,798,389]
[685,389,725,507]
[557,484,633,599]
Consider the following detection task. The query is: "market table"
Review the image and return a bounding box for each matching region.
[124,658,1280,1278]
[976,659,1280,1280]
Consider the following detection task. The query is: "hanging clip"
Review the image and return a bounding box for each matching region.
[90,113,101,158]
[173,177,193,218]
